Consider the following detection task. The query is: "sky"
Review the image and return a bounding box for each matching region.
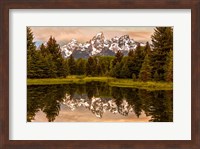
[30,26,155,45]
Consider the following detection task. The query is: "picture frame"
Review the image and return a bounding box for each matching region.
[0,0,199,149]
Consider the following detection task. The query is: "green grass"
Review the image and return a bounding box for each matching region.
[27,75,173,90]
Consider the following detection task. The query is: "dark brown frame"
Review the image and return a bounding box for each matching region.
[0,0,200,149]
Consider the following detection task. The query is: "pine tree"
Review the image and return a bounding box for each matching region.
[44,54,57,78]
[46,36,66,77]
[39,43,57,78]
[144,42,151,54]
[92,57,98,76]
[139,54,152,82]
[27,27,36,56]
[164,50,173,82]
[76,58,86,75]
[111,62,122,78]
[63,59,69,76]
[46,36,60,57]
[86,56,98,76]
[96,64,102,76]
[120,64,130,78]
[151,27,173,81]
[27,27,37,78]
[112,51,123,67]
[68,55,76,75]
[127,43,146,78]
[86,57,93,76]
[40,43,48,57]
[128,49,134,57]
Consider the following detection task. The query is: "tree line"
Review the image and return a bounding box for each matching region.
[27,27,173,82]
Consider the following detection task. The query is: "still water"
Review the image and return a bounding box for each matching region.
[27,82,173,122]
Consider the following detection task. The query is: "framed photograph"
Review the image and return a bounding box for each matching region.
[0,0,199,149]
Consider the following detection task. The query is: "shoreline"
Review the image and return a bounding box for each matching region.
[27,76,173,90]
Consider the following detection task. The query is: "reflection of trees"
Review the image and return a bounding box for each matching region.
[76,84,86,95]
[27,85,67,122]
[111,87,123,105]
[27,82,173,122]
[125,88,142,118]
[86,82,96,99]
[138,89,173,122]
[138,89,154,117]
[27,87,41,122]
[27,85,44,122]
[65,84,77,99]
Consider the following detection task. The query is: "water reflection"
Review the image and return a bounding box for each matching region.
[27,82,173,122]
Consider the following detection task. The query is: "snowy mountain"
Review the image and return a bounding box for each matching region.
[62,94,134,118]
[61,32,146,59]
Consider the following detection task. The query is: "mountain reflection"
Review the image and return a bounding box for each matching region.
[62,96,134,118]
[27,82,173,122]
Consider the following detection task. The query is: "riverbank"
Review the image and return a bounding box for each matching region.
[27,76,173,90]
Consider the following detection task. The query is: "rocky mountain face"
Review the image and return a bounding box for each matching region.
[61,32,146,59]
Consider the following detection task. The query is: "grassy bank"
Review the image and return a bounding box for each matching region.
[27,76,173,90]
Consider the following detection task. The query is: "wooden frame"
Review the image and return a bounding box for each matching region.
[0,0,199,148]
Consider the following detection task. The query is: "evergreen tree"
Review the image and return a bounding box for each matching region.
[63,59,69,76]
[46,36,66,77]
[57,58,67,78]
[86,57,93,76]
[128,49,134,57]
[46,36,60,56]
[76,58,86,75]
[164,50,173,82]
[86,56,98,76]
[44,54,57,78]
[37,42,58,78]
[111,62,122,78]
[112,51,123,67]
[144,42,151,54]
[27,27,36,57]
[96,64,102,76]
[34,51,47,78]
[92,57,98,76]
[98,56,114,76]
[27,27,36,78]
[127,43,146,78]
[40,43,50,58]
[151,27,173,81]
[68,55,76,75]
[120,64,130,78]
[139,54,152,82]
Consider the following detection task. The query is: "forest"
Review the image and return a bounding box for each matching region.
[27,27,173,82]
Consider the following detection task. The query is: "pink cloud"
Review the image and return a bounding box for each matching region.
[30,26,155,43]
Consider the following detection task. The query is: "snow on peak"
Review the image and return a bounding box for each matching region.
[60,32,147,58]
[96,32,104,37]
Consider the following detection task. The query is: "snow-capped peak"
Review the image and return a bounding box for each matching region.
[60,32,147,58]
[96,32,103,37]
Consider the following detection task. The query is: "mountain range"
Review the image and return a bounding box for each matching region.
[60,32,146,59]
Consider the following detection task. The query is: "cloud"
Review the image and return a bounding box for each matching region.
[30,26,155,44]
